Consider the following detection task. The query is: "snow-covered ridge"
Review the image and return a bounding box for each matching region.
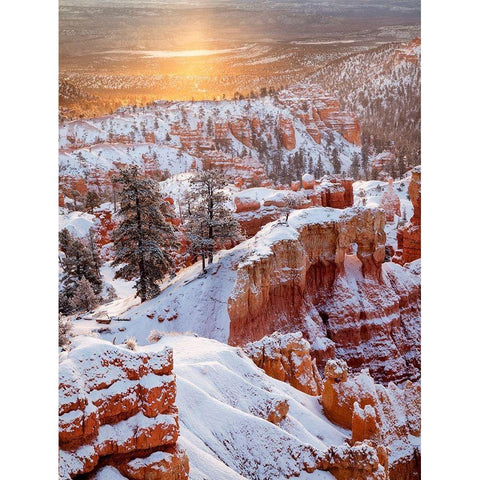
[73,205,385,346]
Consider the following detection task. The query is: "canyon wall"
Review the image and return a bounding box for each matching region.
[395,167,421,264]
[59,337,189,480]
[228,207,420,385]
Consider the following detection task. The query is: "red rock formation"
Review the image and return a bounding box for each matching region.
[323,112,361,146]
[395,167,421,264]
[228,207,420,385]
[391,38,421,66]
[93,207,117,247]
[278,116,296,150]
[229,117,253,148]
[202,151,268,187]
[59,337,189,480]
[234,178,354,238]
[234,196,262,213]
[306,122,322,144]
[319,442,388,480]
[380,178,401,223]
[244,331,322,396]
[302,173,315,190]
[321,359,421,479]
[144,132,156,143]
[291,180,301,192]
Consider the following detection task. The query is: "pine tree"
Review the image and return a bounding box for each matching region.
[184,169,243,273]
[70,276,100,312]
[59,228,103,313]
[112,165,178,302]
[361,144,369,177]
[349,152,360,179]
[85,190,101,213]
[332,148,341,174]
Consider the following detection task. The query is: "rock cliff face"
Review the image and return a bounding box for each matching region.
[395,167,421,264]
[278,116,296,150]
[59,337,189,480]
[244,331,322,396]
[322,359,420,479]
[228,207,420,385]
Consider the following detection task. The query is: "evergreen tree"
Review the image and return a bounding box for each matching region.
[85,190,101,213]
[112,166,178,302]
[361,144,369,177]
[332,148,341,174]
[70,276,100,312]
[398,156,406,177]
[316,155,324,178]
[184,169,243,272]
[349,152,360,179]
[59,228,103,314]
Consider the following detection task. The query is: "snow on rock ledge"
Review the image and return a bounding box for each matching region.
[244,331,322,396]
[58,336,188,479]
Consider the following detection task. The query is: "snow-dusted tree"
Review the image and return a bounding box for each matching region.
[59,228,103,314]
[59,315,73,349]
[70,276,100,312]
[184,169,242,273]
[85,190,101,213]
[112,165,178,302]
[331,148,341,174]
[281,193,302,223]
[349,152,360,179]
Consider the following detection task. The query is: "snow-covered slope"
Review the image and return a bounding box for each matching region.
[142,334,345,480]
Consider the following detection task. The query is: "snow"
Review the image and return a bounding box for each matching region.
[139,335,341,479]
[59,209,96,237]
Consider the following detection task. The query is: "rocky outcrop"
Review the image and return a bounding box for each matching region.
[390,38,421,66]
[323,113,361,146]
[278,86,362,146]
[234,176,354,238]
[59,337,189,480]
[228,206,420,385]
[278,116,296,150]
[321,359,420,479]
[319,442,388,480]
[244,331,322,395]
[395,167,421,264]
[229,117,253,148]
[380,178,401,223]
[203,150,268,187]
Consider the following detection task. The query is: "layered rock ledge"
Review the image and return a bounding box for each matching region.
[59,337,189,480]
